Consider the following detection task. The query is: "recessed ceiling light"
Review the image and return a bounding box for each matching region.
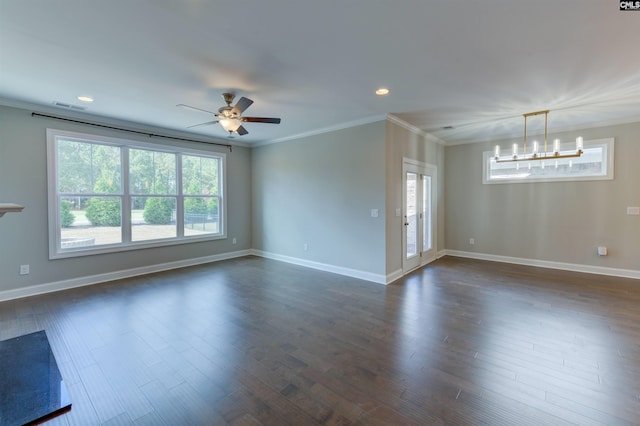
[77,96,94,103]
[375,88,390,96]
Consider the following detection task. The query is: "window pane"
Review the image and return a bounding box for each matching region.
[488,148,604,180]
[132,197,177,241]
[57,140,121,194]
[406,172,417,258]
[184,196,220,236]
[485,141,612,184]
[60,196,122,247]
[422,175,432,251]
[182,155,219,195]
[130,149,177,195]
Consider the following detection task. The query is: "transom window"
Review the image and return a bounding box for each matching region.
[483,138,614,184]
[47,129,226,259]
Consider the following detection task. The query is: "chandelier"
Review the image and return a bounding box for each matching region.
[494,110,583,162]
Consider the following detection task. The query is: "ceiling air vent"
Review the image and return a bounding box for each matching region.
[53,101,87,111]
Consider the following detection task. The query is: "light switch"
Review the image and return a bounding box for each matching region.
[395,208,401,217]
[627,206,640,215]
[371,209,379,218]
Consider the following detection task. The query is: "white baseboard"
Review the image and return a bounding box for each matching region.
[0,249,252,302]
[385,269,404,284]
[251,249,389,285]
[443,249,640,280]
[9,247,630,303]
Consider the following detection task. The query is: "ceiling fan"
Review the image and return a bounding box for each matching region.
[178,93,281,136]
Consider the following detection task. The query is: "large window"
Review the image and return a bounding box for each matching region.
[47,129,225,258]
[483,138,614,184]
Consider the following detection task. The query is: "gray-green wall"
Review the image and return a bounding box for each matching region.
[0,105,252,293]
[3,101,637,296]
[251,118,446,281]
[445,121,640,271]
[251,121,387,276]
[385,120,445,275]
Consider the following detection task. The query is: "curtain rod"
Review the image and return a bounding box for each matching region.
[31,112,233,152]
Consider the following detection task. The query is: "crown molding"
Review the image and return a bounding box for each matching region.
[254,114,387,147]
[441,114,640,147]
[386,114,447,145]
[0,97,251,149]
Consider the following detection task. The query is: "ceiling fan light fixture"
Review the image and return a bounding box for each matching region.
[179,93,280,136]
[219,118,242,132]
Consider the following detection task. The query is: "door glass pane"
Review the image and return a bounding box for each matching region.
[406,172,418,259]
[423,175,432,251]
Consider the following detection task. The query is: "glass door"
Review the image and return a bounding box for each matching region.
[402,161,437,274]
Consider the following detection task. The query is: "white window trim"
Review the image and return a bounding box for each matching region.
[47,128,227,259]
[482,137,614,184]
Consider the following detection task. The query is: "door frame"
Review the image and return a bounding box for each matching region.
[401,158,437,274]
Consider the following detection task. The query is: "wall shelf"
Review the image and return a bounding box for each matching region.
[0,203,24,218]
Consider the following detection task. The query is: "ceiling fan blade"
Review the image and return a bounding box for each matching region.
[177,104,217,115]
[231,97,254,115]
[187,120,219,129]
[242,117,281,124]
[236,125,249,136]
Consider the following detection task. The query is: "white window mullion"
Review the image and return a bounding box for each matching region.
[176,153,184,238]
[219,155,226,238]
[121,146,132,243]
[48,135,61,256]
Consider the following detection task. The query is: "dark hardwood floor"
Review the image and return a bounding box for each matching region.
[1,256,639,425]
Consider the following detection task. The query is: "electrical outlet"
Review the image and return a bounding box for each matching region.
[627,206,640,215]
[469,238,475,245]
[232,237,237,244]
[303,243,308,251]
[19,264,29,275]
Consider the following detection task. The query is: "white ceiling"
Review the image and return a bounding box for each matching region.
[1,0,640,146]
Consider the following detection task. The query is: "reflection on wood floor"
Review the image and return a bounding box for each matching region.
[1,255,638,425]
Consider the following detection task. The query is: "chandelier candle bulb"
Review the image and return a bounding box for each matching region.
[495,111,584,163]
